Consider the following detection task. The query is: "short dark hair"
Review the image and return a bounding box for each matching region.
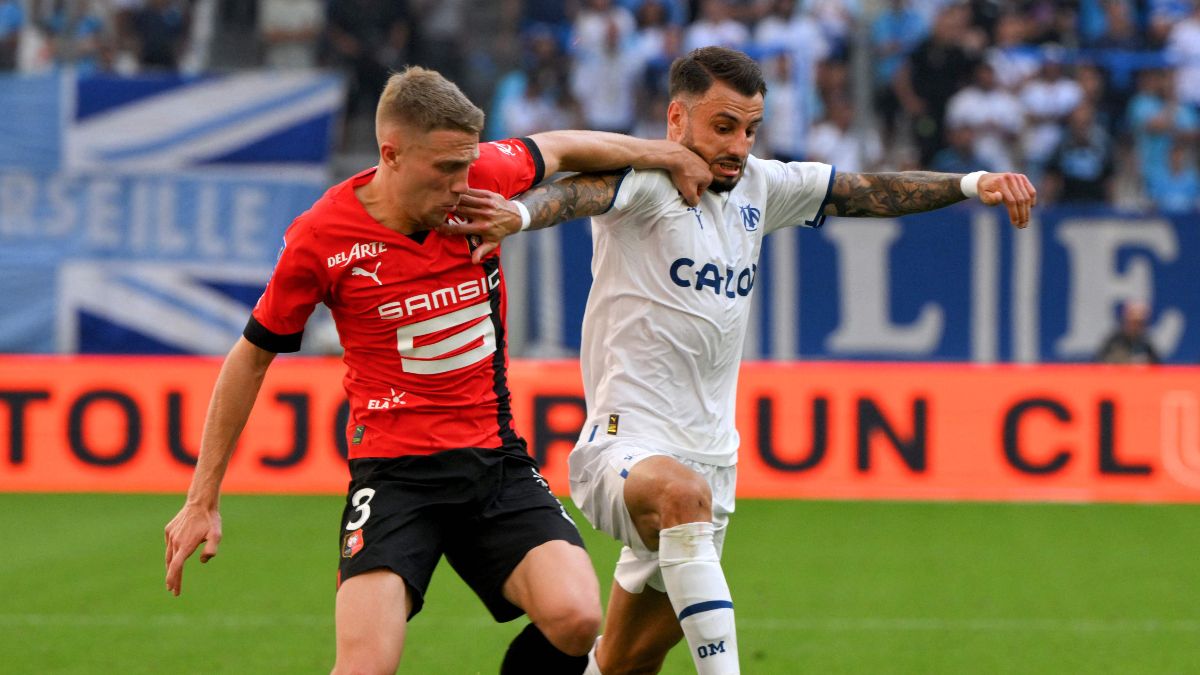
[668,47,767,100]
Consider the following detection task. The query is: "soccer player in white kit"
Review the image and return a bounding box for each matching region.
[449,46,1036,675]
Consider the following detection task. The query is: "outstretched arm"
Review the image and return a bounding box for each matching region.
[529,131,710,205]
[519,171,624,231]
[444,172,624,263]
[825,171,1037,228]
[164,337,275,596]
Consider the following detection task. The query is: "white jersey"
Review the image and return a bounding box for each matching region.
[578,155,835,466]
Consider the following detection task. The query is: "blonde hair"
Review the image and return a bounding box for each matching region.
[376,66,485,136]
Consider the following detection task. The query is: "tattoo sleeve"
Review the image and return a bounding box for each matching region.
[826,171,965,217]
[518,171,624,230]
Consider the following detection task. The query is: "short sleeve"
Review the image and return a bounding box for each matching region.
[246,222,326,353]
[608,166,657,215]
[468,137,546,198]
[760,160,836,234]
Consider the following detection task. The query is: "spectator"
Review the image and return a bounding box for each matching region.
[806,95,882,172]
[807,0,861,58]
[574,0,635,55]
[1149,0,1192,47]
[323,0,410,131]
[758,51,808,161]
[500,68,575,137]
[893,3,980,164]
[1044,102,1114,204]
[755,0,822,53]
[986,11,1038,91]
[1090,0,1142,50]
[0,0,23,71]
[684,0,749,51]
[258,0,323,68]
[618,0,688,26]
[945,61,1025,172]
[1127,67,1199,197]
[407,0,466,82]
[130,0,191,71]
[36,0,113,75]
[1076,61,1120,137]
[1020,50,1084,173]
[488,24,571,140]
[754,0,827,160]
[931,125,991,173]
[630,0,673,66]
[1165,1,1200,109]
[521,0,577,29]
[571,0,642,133]
[1076,0,1111,46]
[641,18,684,98]
[1034,2,1081,49]
[1146,142,1200,214]
[1096,300,1162,364]
[871,0,928,143]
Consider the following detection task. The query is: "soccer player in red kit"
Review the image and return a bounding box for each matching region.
[162,66,711,674]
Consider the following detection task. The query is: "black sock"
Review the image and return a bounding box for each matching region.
[499,622,588,675]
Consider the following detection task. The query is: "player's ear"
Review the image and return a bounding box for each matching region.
[379,141,399,169]
[667,99,687,139]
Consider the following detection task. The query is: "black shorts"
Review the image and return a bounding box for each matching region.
[336,444,585,622]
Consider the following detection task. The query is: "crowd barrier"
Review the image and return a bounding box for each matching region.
[3,356,1199,503]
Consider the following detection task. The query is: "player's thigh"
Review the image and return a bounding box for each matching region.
[598,579,683,674]
[570,442,706,552]
[337,458,448,619]
[445,452,589,622]
[333,568,410,673]
[503,538,601,642]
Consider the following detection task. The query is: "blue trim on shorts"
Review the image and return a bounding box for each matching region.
[677,600,734,621]
[588,424,598,442]
[619,468,628,479]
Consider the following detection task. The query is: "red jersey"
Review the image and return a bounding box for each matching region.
[246,138,545,459]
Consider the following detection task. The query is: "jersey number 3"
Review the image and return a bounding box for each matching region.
[396,300,497,375]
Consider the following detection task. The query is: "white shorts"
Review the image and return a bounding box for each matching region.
[568,438,736,594]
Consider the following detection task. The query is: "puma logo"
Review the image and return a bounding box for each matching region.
[351,262,382,285]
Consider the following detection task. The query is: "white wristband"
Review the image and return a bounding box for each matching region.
[514,200,532,231]
[960,171,986,199]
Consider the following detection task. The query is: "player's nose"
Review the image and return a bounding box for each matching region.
[450,170,471,196]
[729,134,753,158]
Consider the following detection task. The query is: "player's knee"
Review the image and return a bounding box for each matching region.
[656,475,712,527]
[538,602,601,655]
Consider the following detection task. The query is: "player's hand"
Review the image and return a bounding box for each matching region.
[437,188,522,264]
[664,144,712,206]
[977,172,1037,229]
[164,503,222,596]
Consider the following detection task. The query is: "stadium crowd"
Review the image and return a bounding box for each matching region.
[3,0,1199,212]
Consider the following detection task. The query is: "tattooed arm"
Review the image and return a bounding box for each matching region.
[441,172,623,263]
[825,171,1037,228]
[518,171,624,231]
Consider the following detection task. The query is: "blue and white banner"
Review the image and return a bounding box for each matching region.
[0,170,325,353]
[68,71,343,174]
[505,206,1200,364]
[2,70,342,174]
[0,69,342,354]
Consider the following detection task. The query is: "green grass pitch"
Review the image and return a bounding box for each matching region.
[2,493,1198,674]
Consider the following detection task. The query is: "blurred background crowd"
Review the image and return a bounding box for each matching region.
[2,0,1199,213]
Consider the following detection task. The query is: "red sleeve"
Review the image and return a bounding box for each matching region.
[245,219,326,353]
[468,137,546,198]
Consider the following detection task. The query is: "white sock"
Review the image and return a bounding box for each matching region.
[658,522,739,675]
[583,635,603,675]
